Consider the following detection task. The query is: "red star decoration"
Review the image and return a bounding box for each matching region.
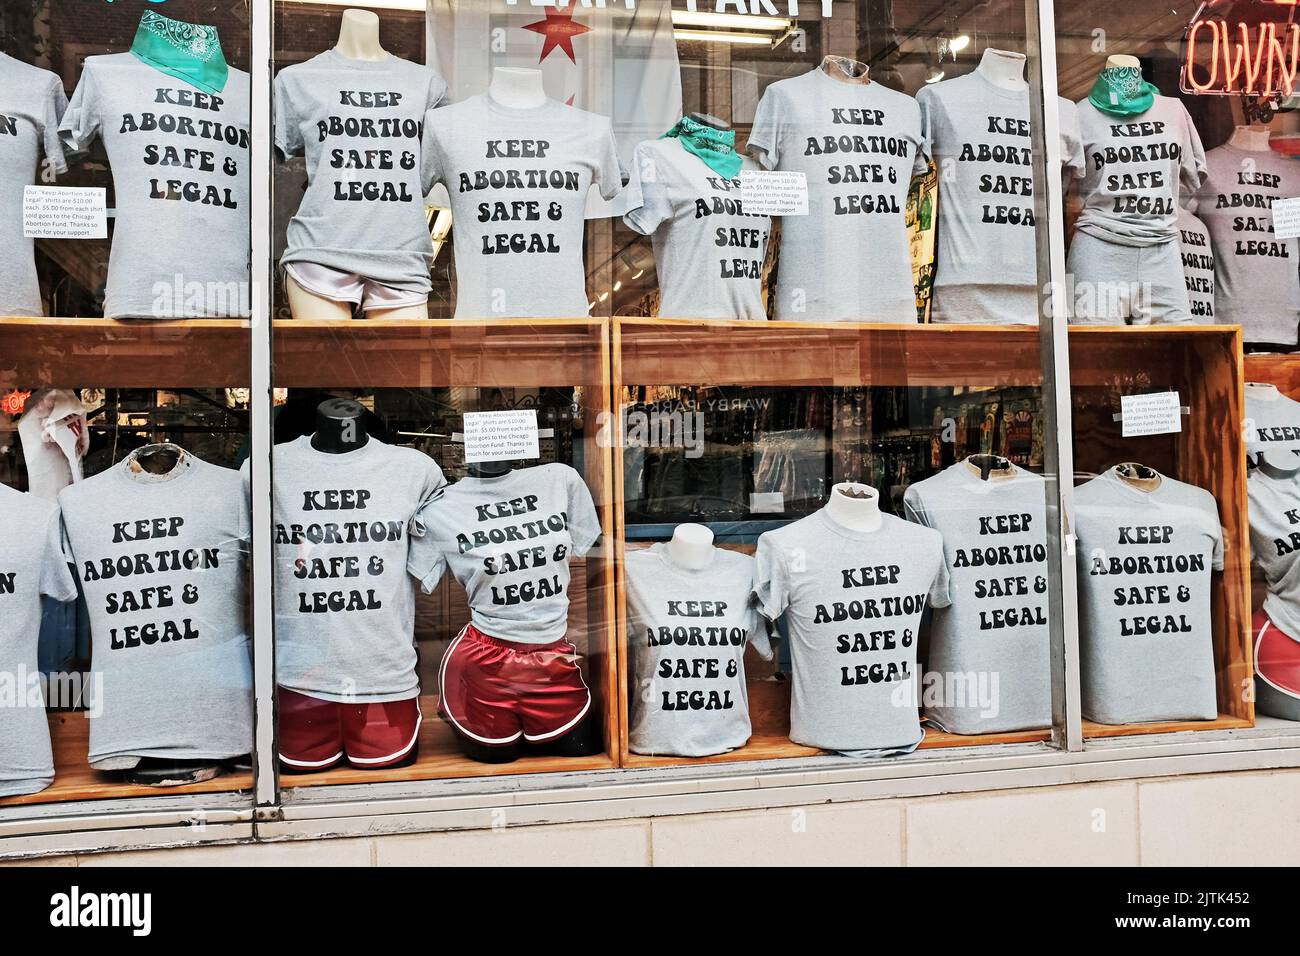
[522,7,590,64]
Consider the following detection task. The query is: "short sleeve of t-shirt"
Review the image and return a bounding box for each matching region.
[622,140,674,235]
[902,486,952,609]
[58,64,100,154]
[752,532,790,621]
[747,85,782,169]
[406,457,450,589]
[1208,495,1225,571]
[1180,103,1208,193]
[594,118,624,202]
[746,593,775,661]
[40,507,77,602]
[273,70,304,158]
[1060,99,1085,179]
[418,109,444,194]
[566,469,602,556]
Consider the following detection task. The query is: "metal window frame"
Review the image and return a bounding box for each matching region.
[3,0,1300,862]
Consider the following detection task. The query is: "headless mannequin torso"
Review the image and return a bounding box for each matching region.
[489,66,547,109]
[819,54,870,85]
[666,523,716,570]
[1115,461,1162,493]
[284,9,429,323]
[1245,383,1300,470]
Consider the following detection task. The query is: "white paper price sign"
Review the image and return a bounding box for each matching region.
[462,410,540,464]
[23,186,107,239]
[1272,197,1300,240]
[1120,391,1182,438]
[739,170,808,216]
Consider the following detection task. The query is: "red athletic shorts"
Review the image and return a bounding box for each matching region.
[438,623,591,747]
[1253,608,1300,699]
[278,687,422,770]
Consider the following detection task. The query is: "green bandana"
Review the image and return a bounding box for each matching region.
[1088,66,1158,117]
[129,11,229,96]
[662,116,742,179]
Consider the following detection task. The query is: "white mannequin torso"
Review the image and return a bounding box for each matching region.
[1228,125,1272,151]
[1105,54,1141,71]
[335,9,385,61]
[1245,383,1300,470]
[825,482,883,532]
[489,67,547,109]
[976,48,1027,92]
[666,523,715,570]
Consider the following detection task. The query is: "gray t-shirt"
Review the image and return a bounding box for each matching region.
[623,137,770,321]
[422,463,601,644]
[625,542,772,757]
[1177,205,1216,322]
[1197,144,1300,345]
[0,486,77,798]
[916,72,1083,323]
[1074,467,1222,724]
[261,436,447,703]
[754,509,949,755]
[60,54,251,319]
[903,462,1050,734]
[420,95,622,318]
[0,53,66,318]
[1074,95,1207,247]
[1245,384,1300,461]
[1247,464,1300,644]
[275,49,446,294]
[58,452,254,768]
[748,68,927,323]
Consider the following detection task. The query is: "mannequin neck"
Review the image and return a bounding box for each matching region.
[312,400,369,454]
[825,482,883,532]
[977,48,1027,91]
[1258,450,1300,476]
[489,67,547,109]
[1115,462,1161,493]
[666,523,715,571]
[335,9,385,62]
[1105,54,1141,71]
[1246,382,1282,402]
[820,55,870,85]
[964,454,1016,482]
[1229,125,1272,152]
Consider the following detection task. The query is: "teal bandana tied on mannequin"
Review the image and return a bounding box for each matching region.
[130,11,229,96]
[1088,66,1157,117]
[662,116,743,179]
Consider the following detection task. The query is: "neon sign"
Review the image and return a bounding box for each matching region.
[1182,0,1300,96]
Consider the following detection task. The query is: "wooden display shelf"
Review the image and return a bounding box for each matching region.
[0,711,252,808]
[1244,352,1300,395]
[0,317,249,389]
[612,320,1255,762]
[280,695,614,791]
[272,317,608,389]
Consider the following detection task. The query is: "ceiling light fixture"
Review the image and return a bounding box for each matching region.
[674,29,775,46]
[672,12,791,32]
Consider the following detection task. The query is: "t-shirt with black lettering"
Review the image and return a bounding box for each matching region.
[1074,95,1206,247]
[625,543,772,756]
[1245,382,1300,462]
[58,450,253,768]
[0,52,66,318]
[1197,144,1300,346]
[421,463,601,644]
[1074,467,1221,724]
[754,509,949,756]
[902,462,1051,734]
[748,68,927,323]
[622,137,770,320]
[257,436,447,703]
[1177,205,1216,323]
[59,54,250,319]
[275,49,446,295]
[0,485,77,798]
[419,95,622,318]
[1247,464,1300,643]
[916,72,1084,324]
